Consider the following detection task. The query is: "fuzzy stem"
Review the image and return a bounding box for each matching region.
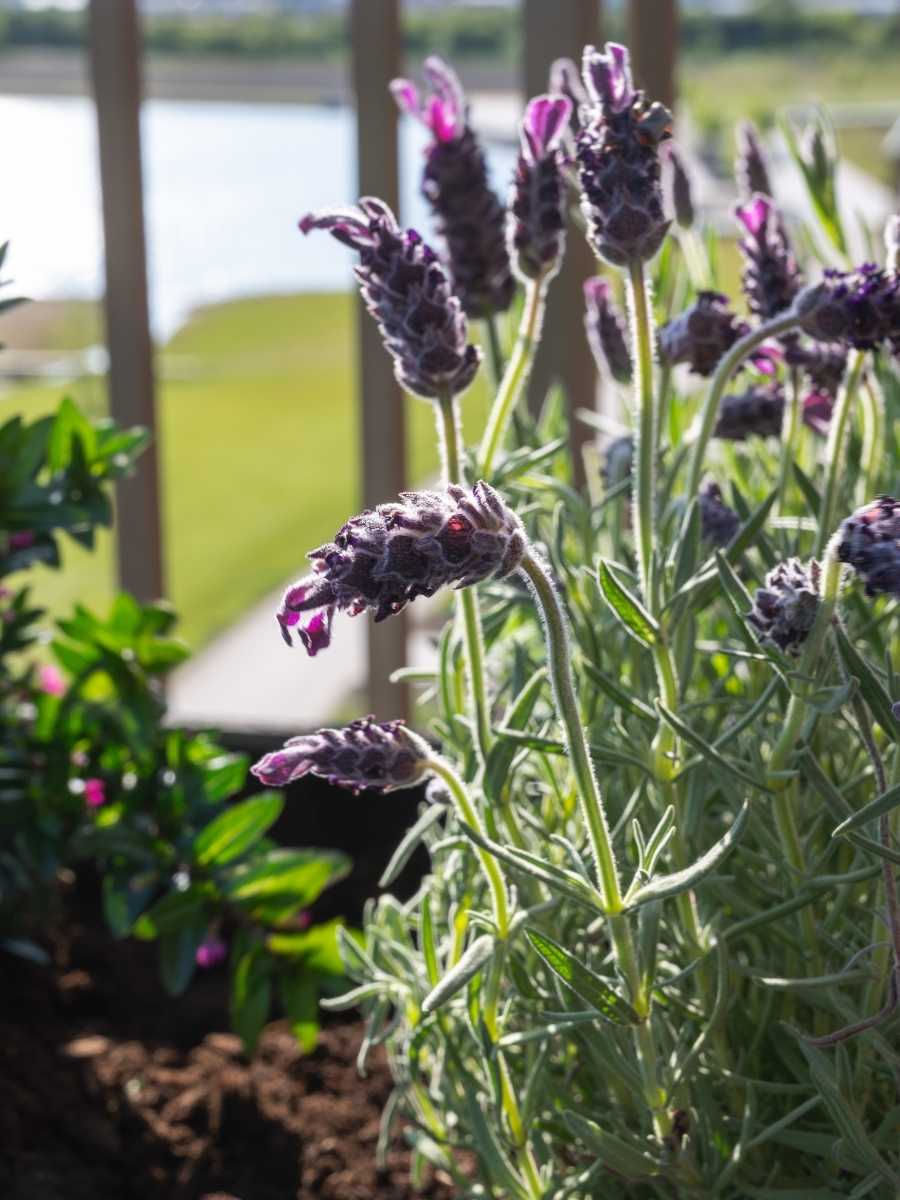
[626,260,657,604]
[437,394,493,762]
[858,370,884,508]
[478,276,547,476]
[687,310,801,500]
[814,348,865,558]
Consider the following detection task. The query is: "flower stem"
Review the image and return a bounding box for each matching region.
[437,394,493,762]
[814,349,865,558]
[859,372,885,507]
[626,260,658,606]
[483,313,506,386]
[478,276,547,476]
[427,755,509,940]
[686,310,801,501]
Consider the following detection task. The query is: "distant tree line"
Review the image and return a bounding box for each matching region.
[0,5,897,63]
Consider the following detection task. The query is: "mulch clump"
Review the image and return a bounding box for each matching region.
[0,881,454,1200]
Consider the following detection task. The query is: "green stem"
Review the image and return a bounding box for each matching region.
[776,366,803,516]
[657,363,673,457]
[427,755,509,940]
[478,276,547,476]
[437,394,493,762]
[858,370,884,508]
[687,310,801,501]
[626,260,657,605]
[814,349,865,558]
[484,313,506,387]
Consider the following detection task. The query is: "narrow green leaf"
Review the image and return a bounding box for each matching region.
[832,779,900,838]
[526,928,639,1025]
[460,821,602,911]
[597,561,658,647]
[378,803,447,888]
[421,894,440,989]
[421,935,495,1015]
[658,703,772,793]
[193,791,284,866]
[833,625,899,742]
[562,1110,661,1177]
[582,661,656,725]
[484,666,548,802]
[626,800,750,911]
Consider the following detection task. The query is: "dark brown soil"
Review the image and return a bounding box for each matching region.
[0,881,454,1200]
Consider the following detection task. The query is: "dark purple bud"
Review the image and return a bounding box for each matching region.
[391,56,515,319]
[699,481,739,548]
[668,145,694,230]
[885,214,900,275]
[576,42,672,268]
[735,122,773,199]
[747,559,821,655]
[252,717,430,795]
[836,497,900,600]
[509,94,572,282]
[601,433,633,491]
[300,198,480,401]
[784,339,847,399]
[735,195,803,320]
[280,483,526,655]
[794,264,900,353]
[714,382,784,441]
[659,291,749,378]
[584,277,632,384]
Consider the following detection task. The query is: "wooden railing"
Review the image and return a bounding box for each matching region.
[88,0,677,722]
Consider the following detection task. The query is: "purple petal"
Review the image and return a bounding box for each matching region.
[522,94,572,162]
[251,745,312,787]
[735,195,770,238]
[389,77,420,117]
[583,276,612,305]
[276,577,335,646]
[299,206,372,250]
[297,605,334,657]
[582,42,634,114]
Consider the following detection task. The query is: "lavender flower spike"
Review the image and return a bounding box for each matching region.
[714,382,784,442]
[391,56,515,319]
[278,483,526,656]
[300,198,480,402]
[576,42,672,267]
[509,94,573,282]
[794,264,900,354]
[583,277,632,384]
[735,122,773,199]
[659,291,749,378]
[747,559,821,655]
[837,497,900,599]
[735,195,803,320]
[699,481,740,548]
[252,717,431,794]
[668,146,695,230]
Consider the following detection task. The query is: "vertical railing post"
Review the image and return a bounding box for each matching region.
[350,0,409,721]
[523,0,601,490]
[627,0,678,112]
[89,0,164,604]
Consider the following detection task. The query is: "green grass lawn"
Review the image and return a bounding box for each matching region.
[0,292,492,651]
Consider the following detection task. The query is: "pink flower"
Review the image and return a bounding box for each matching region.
[195,935,227,969]
[84,778,106,809]
[38,664,66,697]
[9,531,35,551]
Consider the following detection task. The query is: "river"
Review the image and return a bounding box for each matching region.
[0,94,516,339]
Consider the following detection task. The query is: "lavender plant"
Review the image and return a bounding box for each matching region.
[276,42,900,1196]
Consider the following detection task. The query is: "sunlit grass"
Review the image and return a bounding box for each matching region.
[0,292,491,651]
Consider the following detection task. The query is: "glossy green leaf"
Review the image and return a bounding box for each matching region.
[224,848,350,923]
[193,791,284,867]
[230,941,273,1054]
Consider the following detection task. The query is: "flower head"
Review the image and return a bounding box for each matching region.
[699,481,739,548]
[84,778,106,809]
[601,433,633,491]
[784,339,847,400]
[38,664,66,697]
[836,497,900,599]
[659,291,749,377]
[735,195,802,320]
[252,717,430,794]
[583,277,632,384]
[714,382,784,441]
[196,935,227,969]
[300,198,480,401]
[576,42,672,267]
[794,264,900,354]
[509,94,572,281]
[735,122,773,199]
[747,559,821,655]
[277,482,526,655]
[801,389,835,437]
[392,56,515,319]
